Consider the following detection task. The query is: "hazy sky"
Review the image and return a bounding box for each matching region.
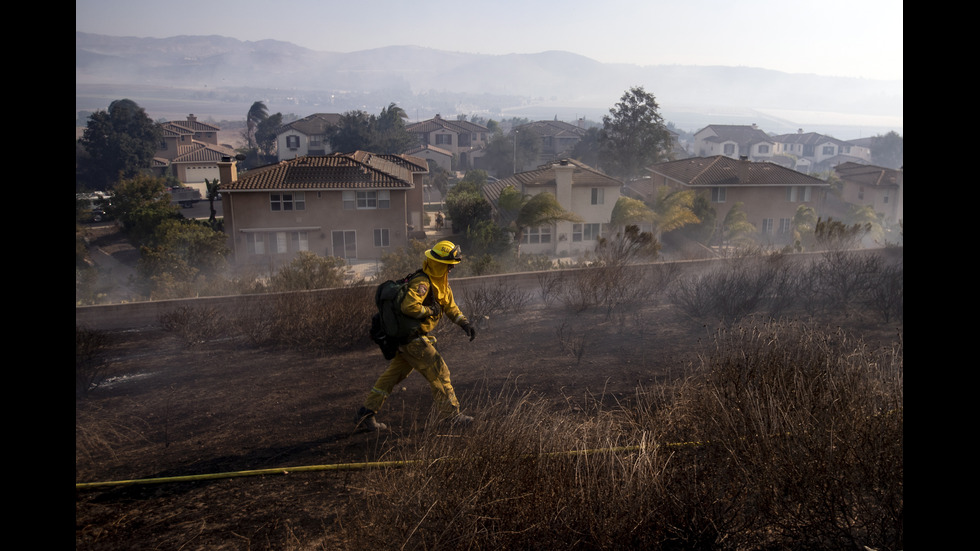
[76,0,903,81]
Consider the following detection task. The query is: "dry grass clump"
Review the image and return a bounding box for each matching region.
[339,320,903,551]
[76,326,110,397]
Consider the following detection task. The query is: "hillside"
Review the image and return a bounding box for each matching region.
[75,32,903,138]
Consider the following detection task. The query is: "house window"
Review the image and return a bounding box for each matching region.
[778,218,792,234]
[332,230,356,259]
[761,218,774,235]
[858,187,865,200]
[724,144,736,156]
[271,191,305,211]
[435,134,452,145]
[374,228,390,247]
[786,186,811,202]
[292,231,309,252]
[883,191,889,204]
[343,191,355,209]
[759,145,770,154]
[286,135,300,149]
[711,187,727,203]
[355,190,390,209]
[822,145,836,155]
[522,226,552,244]
[309,135,322,147]
[591,188,604,205]
[271,231,288,253]
[572,223,600,242]
[246,233,266,254]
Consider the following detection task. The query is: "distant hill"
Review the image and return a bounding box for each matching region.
[75,32,903,138]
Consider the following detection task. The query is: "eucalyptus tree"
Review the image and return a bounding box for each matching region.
[598,86,671,181]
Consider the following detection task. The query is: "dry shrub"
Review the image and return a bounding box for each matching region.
[648,319,903,549]
[340,320,902,551]
[265,286,375,353]
[158,305,226,347]
[459,279,532,328]
[76,326,110,397]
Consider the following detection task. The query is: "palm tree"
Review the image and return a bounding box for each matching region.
[205,178,220,224]
[246,101,269,150]
[650,189,700,239]
[610,196,655,230]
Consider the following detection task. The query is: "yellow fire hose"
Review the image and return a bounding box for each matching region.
[76,442,704,491]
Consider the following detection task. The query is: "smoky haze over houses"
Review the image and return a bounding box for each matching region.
[75,33,902,140]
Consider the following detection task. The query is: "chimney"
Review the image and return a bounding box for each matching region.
[738,156,749,183]
[218,156,238,186]
[187,114,197,123]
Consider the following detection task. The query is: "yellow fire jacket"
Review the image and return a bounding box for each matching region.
[400,271,468,335]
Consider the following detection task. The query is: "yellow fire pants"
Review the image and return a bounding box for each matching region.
[363,335,460,417]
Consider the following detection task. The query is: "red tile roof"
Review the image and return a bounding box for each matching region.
[221,152,419,191]
[648,156,826,187]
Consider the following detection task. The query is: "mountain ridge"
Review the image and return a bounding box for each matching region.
[75,32,903,138]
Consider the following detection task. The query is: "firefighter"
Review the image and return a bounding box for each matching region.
[355,240,477,431]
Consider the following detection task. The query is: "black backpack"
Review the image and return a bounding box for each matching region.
[370,270,429,359]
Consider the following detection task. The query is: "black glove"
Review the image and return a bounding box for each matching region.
[427,301,442,318]
[461,322,476,341]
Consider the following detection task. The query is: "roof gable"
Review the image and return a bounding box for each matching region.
[649,156,826,187]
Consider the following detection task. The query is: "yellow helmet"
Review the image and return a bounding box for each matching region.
[425,240,462,264]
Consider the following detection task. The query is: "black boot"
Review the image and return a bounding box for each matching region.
[355,406,388,431]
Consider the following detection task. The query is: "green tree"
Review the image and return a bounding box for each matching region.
[78,99,162,190]
[245,101,269,150]
[598,86,671,180]
[328,110,376,152]
[512,192,582,256]
[255,112,283,161]
[137,218,230,299]
[444,178,492,234]
[570,127,601,168]
[108,175,179,244]
[871,131,903,169]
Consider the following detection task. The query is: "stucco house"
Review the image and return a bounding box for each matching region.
[637,156,830,246]
[771,130,872,173]
[406,115,490,171]
[275,113,343,161]
[153,114,237,193]
[482,158,622,258]
[217,151,428,269]
[693,124,776,162]
[514,120,588,165]
[834,162,903,225]
[404,143,453,174]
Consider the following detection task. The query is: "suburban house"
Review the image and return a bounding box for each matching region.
[275,113,343,161]
[404,143,453,174]
[514,120,588,166]
[217,151,428,269]
[635,156,830,246]
[153,114,237,192]
[834,162,903,225]
[693,124,776,162]
[770,130,872,173]
[406,115,491,171]
[482,158,622,258]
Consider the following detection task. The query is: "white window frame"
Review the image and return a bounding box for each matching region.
[711,187,727,203]
[591,187,604,205]
[374,228,390,247]
[522,225,552,244]
[761,218,774,235]
[355,190,390,210]
[271,191,306,211]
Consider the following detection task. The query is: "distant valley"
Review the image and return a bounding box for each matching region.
[75,32,902,139]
